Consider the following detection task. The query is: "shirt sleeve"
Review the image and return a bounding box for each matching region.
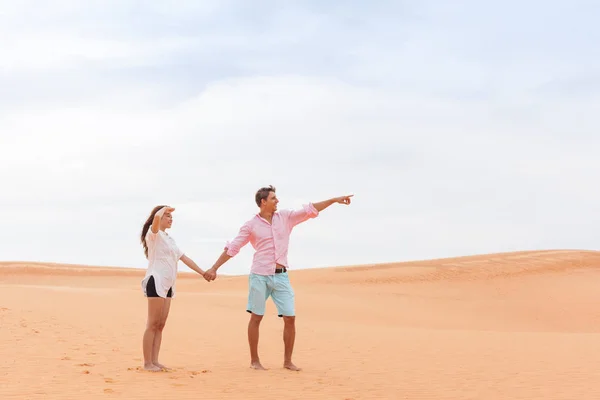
[146,227,158,242]
[225,222,252,257]
[285,203,319,228]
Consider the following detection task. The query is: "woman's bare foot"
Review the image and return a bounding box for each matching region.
[250,361,267,370]
[143,363,161,372]
[153,362,169,370]
[284,362,301,371]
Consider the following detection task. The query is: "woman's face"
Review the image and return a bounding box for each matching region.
[160,210,173,230]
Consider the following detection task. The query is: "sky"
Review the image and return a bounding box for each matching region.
[1,1,599,275]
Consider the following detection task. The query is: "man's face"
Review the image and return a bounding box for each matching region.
[263,191,279,212]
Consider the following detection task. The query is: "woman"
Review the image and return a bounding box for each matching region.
[140,205,206,372]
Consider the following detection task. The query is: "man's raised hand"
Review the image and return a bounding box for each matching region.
[335,195,353,205]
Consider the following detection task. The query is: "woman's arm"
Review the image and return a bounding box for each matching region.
[180,255,205,277]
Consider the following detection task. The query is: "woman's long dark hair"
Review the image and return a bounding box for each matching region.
[141,205,167,259]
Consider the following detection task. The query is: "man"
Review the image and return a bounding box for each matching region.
[203,185,353,371]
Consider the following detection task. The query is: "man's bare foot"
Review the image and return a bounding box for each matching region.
[284,362,301,371]
[250,361,267,370]
[153,362,169,370]
[143,363,161,372]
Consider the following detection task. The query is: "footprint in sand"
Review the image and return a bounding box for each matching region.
[128,367,147,373]
[104,388,115,393]
[0,307,9,311]
[104,378,114,383]
[61,356,71,361]
[77,363,94,367]
[189,370,211,377]
[82,370,90,374]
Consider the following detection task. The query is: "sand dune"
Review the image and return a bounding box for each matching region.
[1,250,600,399]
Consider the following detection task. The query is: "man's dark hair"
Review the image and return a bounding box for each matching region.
[255,185,276,207]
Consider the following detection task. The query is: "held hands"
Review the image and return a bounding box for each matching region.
[203,267,217,282]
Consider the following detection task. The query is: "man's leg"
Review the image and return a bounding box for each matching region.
[246,274,269,370]
[248,313,265,369]
[272,273,300,371]
[282,316,299,371]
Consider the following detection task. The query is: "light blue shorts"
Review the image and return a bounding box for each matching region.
[246,272,295,317]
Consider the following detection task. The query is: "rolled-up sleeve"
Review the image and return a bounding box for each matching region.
[225,223,251,257]
[146,228,158,241]
[287,203,319,227]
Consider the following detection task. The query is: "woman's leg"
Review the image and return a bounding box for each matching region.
[143,297,165,371]
[152,296,172,369]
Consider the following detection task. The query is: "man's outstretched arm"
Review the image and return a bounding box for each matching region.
[313,194,354,212]
[286,194,354,228]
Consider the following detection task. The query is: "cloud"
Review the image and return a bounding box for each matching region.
[0,0,598,274]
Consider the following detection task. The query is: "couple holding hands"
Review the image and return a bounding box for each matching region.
[140,185,353,372]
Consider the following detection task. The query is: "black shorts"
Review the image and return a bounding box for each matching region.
[146,275,173,298]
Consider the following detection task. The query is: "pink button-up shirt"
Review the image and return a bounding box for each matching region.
[224,203,319,275]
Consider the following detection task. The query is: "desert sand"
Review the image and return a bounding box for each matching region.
[1,249,600,399]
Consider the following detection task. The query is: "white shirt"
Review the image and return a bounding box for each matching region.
[141,228,184,298]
